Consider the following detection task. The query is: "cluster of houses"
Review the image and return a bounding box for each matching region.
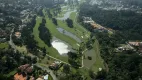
[83,16,113,33]
[116,41,142,54]
[129,41,142,53]
[13,61,63,80]
[14,64,50,80]
[14,64,34,80]
[0,0,37,43]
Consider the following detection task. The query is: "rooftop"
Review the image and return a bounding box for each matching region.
[14,73,27,80]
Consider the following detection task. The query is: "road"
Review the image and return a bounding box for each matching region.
[80,49,88,68]
[8,28,17,52]
[35,64,58,80]
[46,54,71,66]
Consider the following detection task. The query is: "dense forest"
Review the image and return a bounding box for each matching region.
[92,32,142,80]
[79,1,142,80]
[79,2,142,40]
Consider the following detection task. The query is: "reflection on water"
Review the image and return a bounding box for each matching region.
[51,37,75,55]
[57,28,81,43]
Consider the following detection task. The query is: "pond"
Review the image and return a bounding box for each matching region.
[56,10,76,20]
[51,37,75,55]
[57,28,82,43]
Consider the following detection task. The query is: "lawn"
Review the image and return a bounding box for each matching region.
[57,7,67,18]
[43,10,79,48]
[16,46,27,53]
[33,16,68,62]
[55,11,90,42]
[0,42,9,49]
[83,39,105,73]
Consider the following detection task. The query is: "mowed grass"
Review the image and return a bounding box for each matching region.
[33,16,68,62]
[57,7,67,18]
[16,46,27,53]
[0,42,9,49]
[43,10,78,48]
[70,12,90,38]
[55,11,90,42]
[84,40,104,73]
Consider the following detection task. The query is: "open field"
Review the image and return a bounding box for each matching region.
[16,46,27,53]
[84,40,105,73]
[0,42,9,49]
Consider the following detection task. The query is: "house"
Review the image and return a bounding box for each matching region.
[15,32,21,38]
[128,42,140,46]
[36,77,43,80]
[49,61,61,70]
[14,72,27,80]
[115,44,134,52]
[18,64,33,73]
[128,41,142,53]
[29,76,35,80]
[43,74,49,80]
[83,16,94,24]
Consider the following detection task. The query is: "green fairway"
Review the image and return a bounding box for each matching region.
[84,40,104,73]
[55,11,90,42]
[91,40,105,73]
[0,42,9,49]
[33,4,92,65]
[57,7,67,18]
[43,10,79,48]
[33,16,68,62]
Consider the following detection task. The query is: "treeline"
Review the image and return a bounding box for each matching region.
[33,0,65,8]
[68,52,81,68]
[21,15,38,52]
[121,0,142,7]
[79,3,142,40]
[38,18,52,47]
[92,32,142,80]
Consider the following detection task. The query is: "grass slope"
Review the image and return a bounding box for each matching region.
[0,42,9,49]
[33,16,68,62]
[55,12,90,44]
[84,39,104,73]
[43,10,79,48]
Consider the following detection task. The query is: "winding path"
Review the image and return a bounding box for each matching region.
[8,28,17,52]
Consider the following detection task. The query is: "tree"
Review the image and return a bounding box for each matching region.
[68,52,81,68]
[66,18,73,28]
[63,64,70,74]
[52,18,58,25]
[47,10,52,19]
[38,18,52,47]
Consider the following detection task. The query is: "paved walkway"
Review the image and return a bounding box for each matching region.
[8,28,17,52]
[46,54,71,66]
